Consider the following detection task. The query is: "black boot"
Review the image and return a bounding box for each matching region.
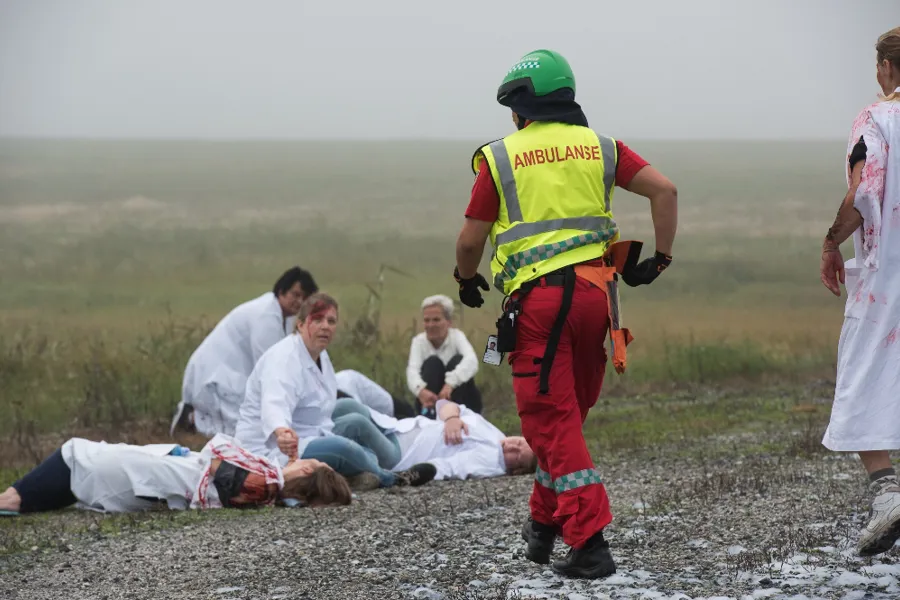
[520,517,559,564]
[551,530,616,579]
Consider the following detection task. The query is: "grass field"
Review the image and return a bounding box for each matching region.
[0,137,853,473]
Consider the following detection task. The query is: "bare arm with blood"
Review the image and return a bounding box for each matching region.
[821,160,865,296]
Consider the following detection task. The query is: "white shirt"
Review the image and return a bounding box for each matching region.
[405,328,479,396]
[61,437,203,513]
[60,434,283,513]
[335,369,395,416]
[372,402,507,481]
[234,334,338,466]
[181,292,295,436]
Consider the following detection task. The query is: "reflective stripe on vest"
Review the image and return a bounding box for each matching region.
[480,125,620,295]
[489,135,617,221]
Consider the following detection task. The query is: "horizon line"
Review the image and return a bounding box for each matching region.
[0,135,848,143]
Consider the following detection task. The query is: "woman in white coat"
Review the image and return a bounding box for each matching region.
[233,293,437,489]
[0,434,351,516]
[820,26,900,557]
[173,267,318,438]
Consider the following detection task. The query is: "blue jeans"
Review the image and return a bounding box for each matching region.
[301,437,397,487]
[331,398,401,469]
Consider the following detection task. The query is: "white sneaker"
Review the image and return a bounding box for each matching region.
[858,475,900,556]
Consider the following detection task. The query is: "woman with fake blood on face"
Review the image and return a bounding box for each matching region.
[234,293,437,489]
[0,434,351,516]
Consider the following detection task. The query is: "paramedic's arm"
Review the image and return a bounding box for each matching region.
[456,218,492,279]
[623,166,678,256]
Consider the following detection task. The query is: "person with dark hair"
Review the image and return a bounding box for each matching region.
[171,266,318,439]
[0,434,350,516]
[273,267,318,299]
[452,49,678,579]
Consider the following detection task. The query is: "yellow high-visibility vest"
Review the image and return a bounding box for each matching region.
[472,121,620,295]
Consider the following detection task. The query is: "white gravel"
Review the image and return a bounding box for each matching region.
[1,441,898,600]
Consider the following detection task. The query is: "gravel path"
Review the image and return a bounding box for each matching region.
[1,439,898,600]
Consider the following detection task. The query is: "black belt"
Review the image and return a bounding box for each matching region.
[516,265,576,395]
[519,268,568,291]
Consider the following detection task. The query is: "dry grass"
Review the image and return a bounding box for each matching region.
[0,137,852,471]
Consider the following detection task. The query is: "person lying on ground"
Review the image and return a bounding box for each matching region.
[323,372,537,487]
[336,368,417,419]
[172,266,319,438]
[0,433,350,516]
[233,292,437,490]
[406,294,482,419]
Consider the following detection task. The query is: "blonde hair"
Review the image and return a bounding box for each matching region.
[421,294,454,320]
[876,26,900,102]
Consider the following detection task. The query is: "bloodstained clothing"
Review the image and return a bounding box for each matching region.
[823,93,900,452]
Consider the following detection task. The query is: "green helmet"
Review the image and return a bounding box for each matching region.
[497,49,576,105]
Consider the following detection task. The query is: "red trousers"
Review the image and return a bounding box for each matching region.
[510,275,613,549]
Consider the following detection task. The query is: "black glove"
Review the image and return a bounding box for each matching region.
[621,251,672,287]
[454,267,490,308]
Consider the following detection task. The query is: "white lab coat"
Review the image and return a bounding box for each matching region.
[823,92,900,452]
[59,435,283,513]
[369,402,507,480]
[335,369,395,416]
[234,334,338,466]
[61,438,203,513]
[179,292,295,437]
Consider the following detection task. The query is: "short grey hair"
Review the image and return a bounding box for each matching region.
[421,294,454,320]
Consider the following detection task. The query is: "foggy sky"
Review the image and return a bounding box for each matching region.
[0,0,896,140]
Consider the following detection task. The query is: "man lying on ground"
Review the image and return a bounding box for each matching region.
[172,266,319,438]
[233,292,437,490]
[325,371,537,488]
[336,368,417,418]
[0,434,351,516]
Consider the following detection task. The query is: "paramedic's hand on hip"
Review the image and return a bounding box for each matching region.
[275,427,299,459]
[820,247,845,297]
[454,267,490,308]
[622,251,673,287]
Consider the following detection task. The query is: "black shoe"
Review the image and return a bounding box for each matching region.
[520,517,559,564]
[169,403,196,437]
[551,531,616,579]
[394,463,437,487]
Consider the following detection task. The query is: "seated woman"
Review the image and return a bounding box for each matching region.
[327,371,537,484]
[234,292,437,490]
[0,434,350,516]
[406,295,482,419]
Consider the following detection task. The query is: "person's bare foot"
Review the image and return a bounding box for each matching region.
[0,487,22,513]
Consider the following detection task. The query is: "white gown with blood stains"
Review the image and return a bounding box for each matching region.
[823,91,900,452]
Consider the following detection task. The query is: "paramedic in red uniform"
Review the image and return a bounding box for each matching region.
[453,49,678,578]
